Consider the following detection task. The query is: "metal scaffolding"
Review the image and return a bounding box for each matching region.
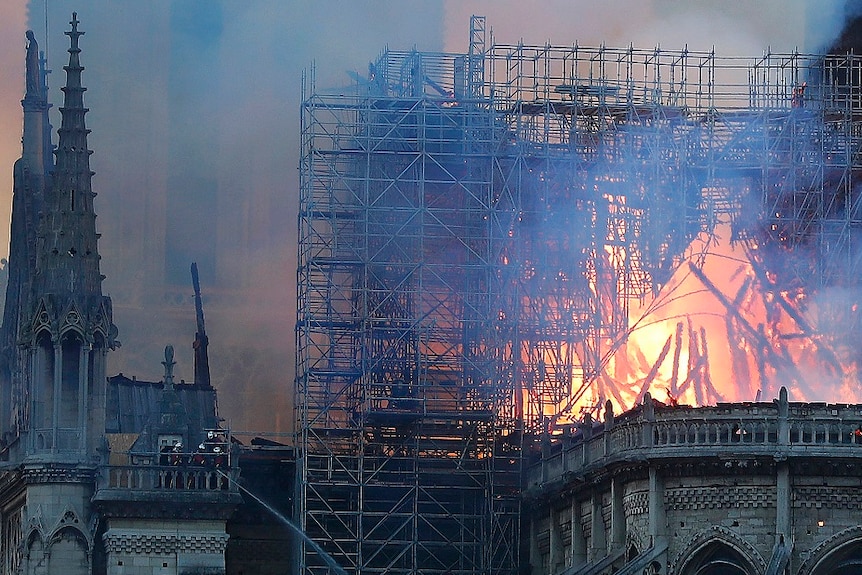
[297,16,862,575]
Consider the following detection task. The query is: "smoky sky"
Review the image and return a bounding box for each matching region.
[0,0,854,433]
[829,1,862,53]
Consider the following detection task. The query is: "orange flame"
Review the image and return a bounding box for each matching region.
[533,224,862,432]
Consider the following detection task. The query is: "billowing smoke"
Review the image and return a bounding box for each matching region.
[443,1,848,55]
[13,0,444,435]
[829,2,862,53]
[0,1,857,432]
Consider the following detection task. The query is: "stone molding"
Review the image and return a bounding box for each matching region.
[23,465,96,484]
[793,486,862,509]
[103,531,228,555]
[623,490,649,515]
[665,485,775,510]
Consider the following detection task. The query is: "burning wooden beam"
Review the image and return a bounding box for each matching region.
[689,262,813,396]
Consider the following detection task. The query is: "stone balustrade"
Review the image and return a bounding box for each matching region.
[98,463,239,494]
[526,387,862,491]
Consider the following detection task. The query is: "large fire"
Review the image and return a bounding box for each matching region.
[540,221,862,431]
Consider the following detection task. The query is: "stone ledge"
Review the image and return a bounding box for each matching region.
[103,531,229,555]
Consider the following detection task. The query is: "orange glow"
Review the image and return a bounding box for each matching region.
[531,223,862,432]
[0,2,27,259]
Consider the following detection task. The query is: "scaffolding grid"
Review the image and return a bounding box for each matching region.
[297,18,862,574]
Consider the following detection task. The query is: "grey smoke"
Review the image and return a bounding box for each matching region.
[0,0,852,432]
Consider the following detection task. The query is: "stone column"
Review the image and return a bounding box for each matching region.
[29,344,40,451]
[778,386,789,446]
[648,466,666,546]
[78,344,89,451]
[591,491,607,559]
[643,393,655,448]
[611,477,625,552]
[89,347,108,454]
[603,400,614,457]
[582,413,593,467]
[776,462,790,542]
[571,500,587,569]
[549,508,564,573]
[52,341,62,451]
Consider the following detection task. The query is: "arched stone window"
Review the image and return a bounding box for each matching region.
[59,331,83,429]
[678,540,757,575]
[48,526,89,575]
[802,529,862,575]
[23,531,45,575]
[32,329,54,440]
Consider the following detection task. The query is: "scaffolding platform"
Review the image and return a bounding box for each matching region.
[297,15,862,575]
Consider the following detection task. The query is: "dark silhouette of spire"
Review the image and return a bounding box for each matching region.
[191,262,212,388]
[0,29,52,442]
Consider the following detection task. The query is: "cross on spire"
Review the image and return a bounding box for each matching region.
[65,12,83,50]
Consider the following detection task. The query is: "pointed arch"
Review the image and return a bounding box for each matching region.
[29,319,89,452]
[59,330,83,432]
[57,304,85,340]
[25,527,43,550]
[31,328,55,448]
[48,525,89,575]
[672,526,765,575]
[31,300,52,336]
[50,506,86,539]
[799,525,862,575]
[49,524,89,551]
[23,529,46,575]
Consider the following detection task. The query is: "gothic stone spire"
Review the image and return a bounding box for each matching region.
[0,30,53,441]
[29,13,116,349]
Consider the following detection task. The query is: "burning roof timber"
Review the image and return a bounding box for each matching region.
[300,19,862,436]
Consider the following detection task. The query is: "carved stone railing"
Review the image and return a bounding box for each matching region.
[526,387,862,490]
[97,463,239,494]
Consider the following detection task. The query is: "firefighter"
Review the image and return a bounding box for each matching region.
[791,82,806,108]
[169,441,184,466]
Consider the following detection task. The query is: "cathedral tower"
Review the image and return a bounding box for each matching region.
[22,13,117,461]
[0,15,241,575]
[0,27,52,449]
[0,16,117,575]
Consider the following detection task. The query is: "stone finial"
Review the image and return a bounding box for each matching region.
[778,386,788,418]
[604,399,615,429]
[643,391,655,421]
[162,345,176,388]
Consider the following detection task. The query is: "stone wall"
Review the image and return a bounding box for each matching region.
[524,391,862,575]
[102,519,228,575]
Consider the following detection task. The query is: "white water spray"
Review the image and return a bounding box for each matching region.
[216,470,349,575]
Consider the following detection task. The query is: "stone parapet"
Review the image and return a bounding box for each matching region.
[526,390,862,492]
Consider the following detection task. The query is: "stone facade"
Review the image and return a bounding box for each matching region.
[0,20,243,575]
[524,389,862,575]
[102,519,228,575]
